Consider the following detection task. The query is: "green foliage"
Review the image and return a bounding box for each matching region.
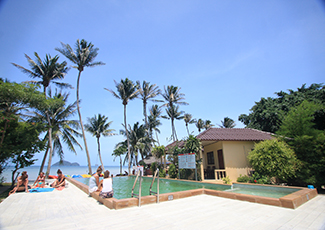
[178,168,192,179]
[249,172,271,184]
[278,101,322,138]
[222,176,231,184]
[184,135,201,155]
[248,139,297,182]
[159,169,166,178]
[277,100,325,188]
[150,162,158,173]
[168,163,177,178]
[237,174,250,183]
[239,83,325,133]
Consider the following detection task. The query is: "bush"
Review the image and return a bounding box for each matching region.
[150,162,158,173]
[159,170,166,178]
[237,174,250,183]
[168,164,177,178]
[248,139,297,182]
[222,176,231,184]
[249,172,271,184]
[178,169,192,180]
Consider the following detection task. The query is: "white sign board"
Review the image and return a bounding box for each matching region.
[178,153,196,169]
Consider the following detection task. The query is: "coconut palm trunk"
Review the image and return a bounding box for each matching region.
[45,114,53,177]
[76,72,92,175]
[97,135,105,171]
[124,103,131,175]
[39,141,49,175]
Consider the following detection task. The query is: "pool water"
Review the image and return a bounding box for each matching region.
[75,177,300,200]
[229,184,299,198]
[75,176,230,199]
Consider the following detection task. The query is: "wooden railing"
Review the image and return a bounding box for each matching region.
[214,170,227,180]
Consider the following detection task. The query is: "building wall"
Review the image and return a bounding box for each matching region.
[202,141,257,182]
[222,141,255,181]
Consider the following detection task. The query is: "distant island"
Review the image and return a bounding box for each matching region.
[52,160,80,166]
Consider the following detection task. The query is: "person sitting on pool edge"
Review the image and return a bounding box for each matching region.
[50,169,65,188]
[32,171,45,188]
[99,170,113,198]
[89,166,103,194]
[9,171,31,195]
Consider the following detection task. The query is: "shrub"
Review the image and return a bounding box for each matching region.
[248,139,298,182]
[222,176,231,184]
[168,164,177,178]
[237,174,250,183]
[150,162,158,173]
[159,170,166,178]
[249,172,271,184]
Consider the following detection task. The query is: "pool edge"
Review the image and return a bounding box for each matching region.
[66,177,318,210]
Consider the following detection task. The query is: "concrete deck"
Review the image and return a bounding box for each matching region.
[0,182,324,230]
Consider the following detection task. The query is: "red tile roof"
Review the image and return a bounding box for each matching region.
[197,128,274,141]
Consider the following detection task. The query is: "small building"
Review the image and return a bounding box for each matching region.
[167,128,274,182]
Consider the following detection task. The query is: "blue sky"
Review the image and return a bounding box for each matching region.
[0,1,324,166]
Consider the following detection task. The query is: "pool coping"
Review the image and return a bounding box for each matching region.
[66,177,318,210]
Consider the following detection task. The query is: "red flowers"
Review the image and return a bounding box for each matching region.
[254,180,257,183]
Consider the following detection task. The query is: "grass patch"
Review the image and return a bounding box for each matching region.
[0,183,12,203]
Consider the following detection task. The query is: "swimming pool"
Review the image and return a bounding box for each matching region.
[67,176,317,210]
[75,176,230,199]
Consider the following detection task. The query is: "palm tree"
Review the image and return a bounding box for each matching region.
[196,118,205,133]
[56,39,105,175]
[183,113,196,136]
[12,53,71,94]
[204,120,214,130]
[148,114,161,146]
[112,143,127,175]
[162,105,184,141]
[85,114,116,171]
[136,81,161,130]
[161,85,188,141]
[30,90,82,176]
[126,122,151,166]
[105,78,140,174]
[219,117,236,128]
[12,53,70,177]
[161,85,188,108]
[149,105,162,145]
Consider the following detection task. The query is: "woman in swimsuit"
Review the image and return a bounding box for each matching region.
[89,166,103,194]
[9,171,30,195]
[32,172,45,188]
[51,169,65,188]
[99,170,114,198]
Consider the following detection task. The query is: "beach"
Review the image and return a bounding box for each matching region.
[1,166,127,183]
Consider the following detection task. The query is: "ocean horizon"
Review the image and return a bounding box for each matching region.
[1,165,128,183]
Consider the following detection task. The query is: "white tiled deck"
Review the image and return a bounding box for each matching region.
[0,182,324,230]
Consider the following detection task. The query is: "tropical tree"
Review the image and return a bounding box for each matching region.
[56,39,105,175]
[29,90,82,176]
[12,53,71,177]
[161,85,188,141]
[85,114,116,171]
[149,104,162,145]
[218,117,236,128]
[105,78,140,174]
[183,113,195,136]
[204,120,214,130]
[239,83,325,133]
[112,143,127,175]
[12,53,70,94]
[195,118,204,133]
[136,81,161,130]
[152,145,166,167]
[162,105,184,141]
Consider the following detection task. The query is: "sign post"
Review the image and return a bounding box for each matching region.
[178,153,197,180]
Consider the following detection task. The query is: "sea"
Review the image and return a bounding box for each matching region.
[1,165,128,182]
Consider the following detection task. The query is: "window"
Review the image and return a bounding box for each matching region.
[207,152,214,165]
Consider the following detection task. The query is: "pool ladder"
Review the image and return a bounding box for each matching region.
[149,168,160,203]
[131,170,142,207]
